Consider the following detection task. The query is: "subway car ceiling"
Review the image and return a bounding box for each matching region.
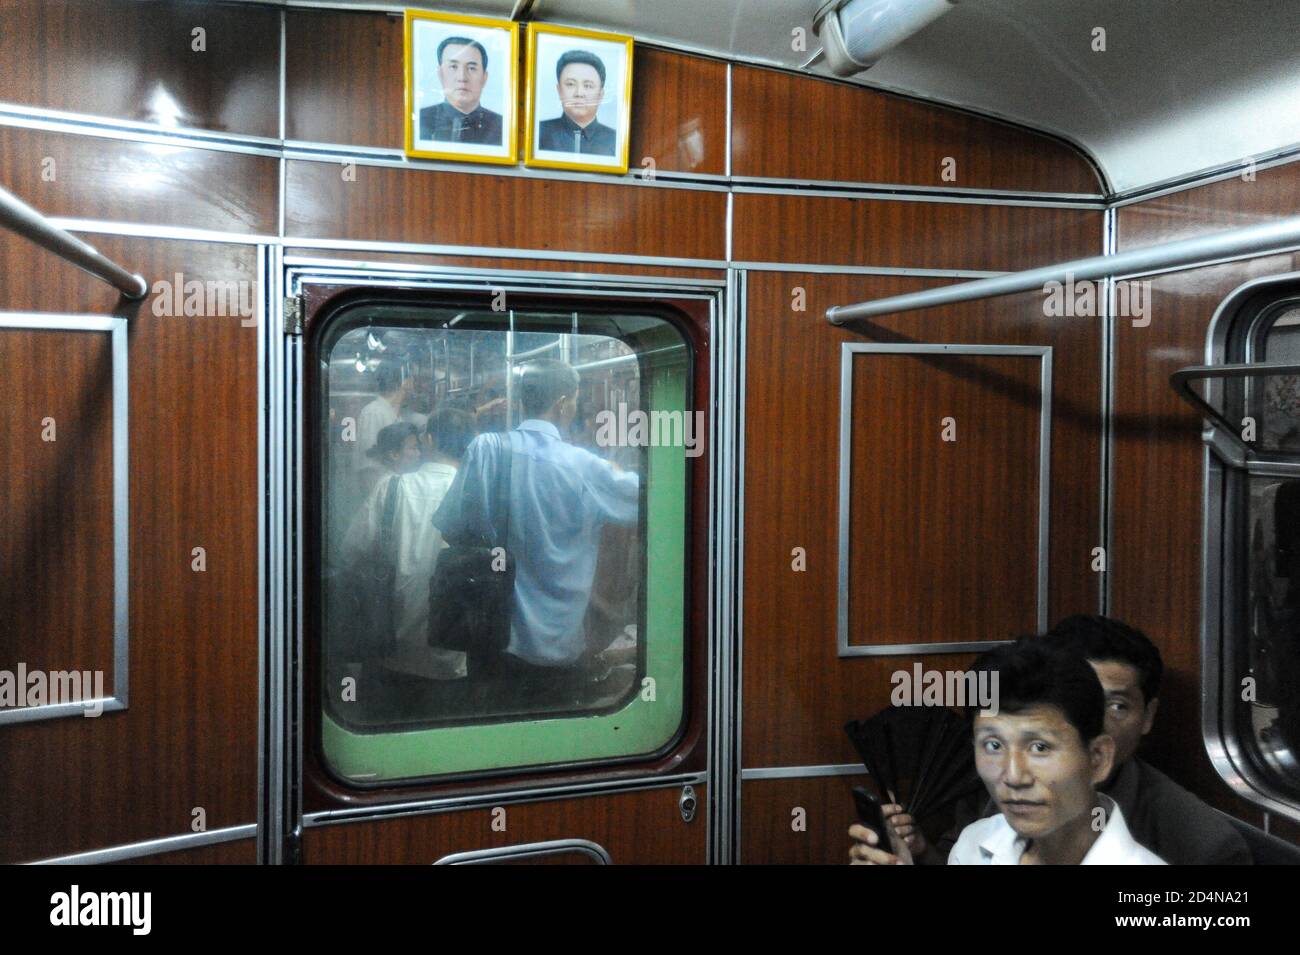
[5,0,1300,868]
[240,0,1300,198]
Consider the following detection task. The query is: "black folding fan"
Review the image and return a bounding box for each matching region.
[844,705,983,820]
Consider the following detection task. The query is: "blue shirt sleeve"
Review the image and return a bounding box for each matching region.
[582,452,640,527]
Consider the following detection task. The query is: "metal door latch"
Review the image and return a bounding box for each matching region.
[679,784,698,823]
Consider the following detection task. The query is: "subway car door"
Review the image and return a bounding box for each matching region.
[266,260,730,864]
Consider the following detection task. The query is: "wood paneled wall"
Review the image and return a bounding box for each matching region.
[2,329,117,685]
[0,127,278,236]
[284,161,728,260]
[1113,160,1300,836]
[730,65,1101,194]
[0,234,260,863]
[734,194,1102,269]
[0,0,280,137]
[742,275,1103,772]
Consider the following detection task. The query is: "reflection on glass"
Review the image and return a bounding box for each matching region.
[1242,478,1300,793]
[319,307,687,735]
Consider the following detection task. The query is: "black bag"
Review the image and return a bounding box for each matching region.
[428,432,515,654]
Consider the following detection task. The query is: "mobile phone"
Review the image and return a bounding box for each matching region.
[851,785,893,851]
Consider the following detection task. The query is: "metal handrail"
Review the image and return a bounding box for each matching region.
[827,215,1300,324]
[0,184,147,299]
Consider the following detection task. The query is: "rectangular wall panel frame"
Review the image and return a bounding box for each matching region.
[0,313,128,723]
[836,342,1052,657]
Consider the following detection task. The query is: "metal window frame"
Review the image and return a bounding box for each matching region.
[1198,271,1300,824]
[836,343,1052,657]
[0,313,129,725]
[281,264,727,831]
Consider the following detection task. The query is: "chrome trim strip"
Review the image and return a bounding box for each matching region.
[725,191,733,264]
[734,270,747,865]
[1101,207,1117,614]
[0,104,283,158]
[735,261,1004,278]
[829,216,1300,323]
[256,246,270,865]
[732,181,1105,208]
[29,824,257,865]
[434,839,612,865]
[282,255,727,287]
[288,236,728,270]
[0,313,129,726]
[303,772,710,827]
[708,268,741,864]
[1038,346,1053,632]
[741,764,865,780]
[837,343,1051,657]
[51,217,279,246]
[266,246,291,864]
[283,147,732,192]
[724,63,733,180]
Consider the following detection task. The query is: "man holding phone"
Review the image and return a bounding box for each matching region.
[850,638,1165,865]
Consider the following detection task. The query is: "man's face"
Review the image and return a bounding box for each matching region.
[1089,659,1157,771]
[395,434,422,474]
[973,704,1115,841]
[557,63,603,126]
[439,43,487,114]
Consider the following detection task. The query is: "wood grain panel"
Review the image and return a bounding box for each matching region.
[742,272,1101,767]
[1119,161,1300,248]
[846,353,1042,647]
[0,0,280,137]
[0,234,260,863]
[1109,251,1300,827]
[629,49,727,177]
[1,329,117,690]
[733,193,1103,270]
[730,65,1101,195]
[304,785,706,864]
[742,774,867,865]
[286,160,727,260]
[0,127,279,236]
[285,7,404,149]
[121,838,256,865]
[283,246,725,281]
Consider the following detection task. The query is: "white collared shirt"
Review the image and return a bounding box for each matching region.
[948,795,1167,865]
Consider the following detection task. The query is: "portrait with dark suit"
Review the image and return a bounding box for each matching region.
[526,25,633,174]
[405,11,518,164]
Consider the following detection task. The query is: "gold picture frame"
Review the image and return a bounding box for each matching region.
[524,23,633,175]
[404,10,519,164]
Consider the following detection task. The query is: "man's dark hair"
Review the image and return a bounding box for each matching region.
[426,407,477,460]
[556,49,606,86]
[367,421,418,461]
[518,359,580,419]
[437,35,488,72]
[968,637,1106,744]
[374,363,403,395]
[1041,615,1163,703]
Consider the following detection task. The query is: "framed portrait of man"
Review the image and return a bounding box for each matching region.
[524,24,633,175]
[404,10,519,164]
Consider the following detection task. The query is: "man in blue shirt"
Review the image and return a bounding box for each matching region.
[433,359,639,707]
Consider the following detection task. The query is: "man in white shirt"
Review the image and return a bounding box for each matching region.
[354,364,410,485]
[851,638,1166,865]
